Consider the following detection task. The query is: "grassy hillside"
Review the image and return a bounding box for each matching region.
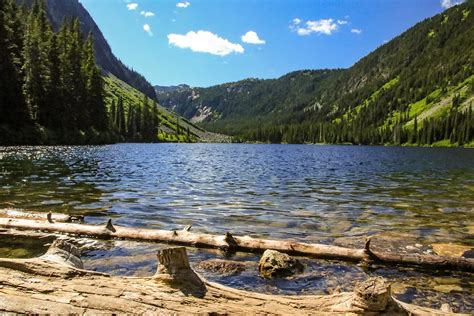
[104,75,205,142]
[158,1,474,146]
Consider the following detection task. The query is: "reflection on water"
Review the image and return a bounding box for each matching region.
[0,144,473,311]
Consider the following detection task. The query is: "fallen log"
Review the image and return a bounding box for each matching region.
[0,242,467,315]
[0,209,83,222]
[0,218,474,272]
[0,217,473,272]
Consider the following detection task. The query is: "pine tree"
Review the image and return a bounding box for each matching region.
[136,104,142,137]
[176,116,181,136]
[22,1,46,121]
[83,34,107,130]
[109,98,116,130]
[59,18,85,130]
[141,94,153,141]
[115,96,126,136]
[412,116,418,144]
[71,18,87,129]
[127,105,136,139]
[151,100,159,140]
[41,32,62,129]
[0,0,30,128]
[466,107,472,144]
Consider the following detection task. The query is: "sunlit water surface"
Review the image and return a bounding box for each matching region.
[0,144,473,312]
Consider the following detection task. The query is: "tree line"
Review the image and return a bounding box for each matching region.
[0,0,171,145]
[110,94,163,142]
[242,100,473,146]
[0,0,111,144]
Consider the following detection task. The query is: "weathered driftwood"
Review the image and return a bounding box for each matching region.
[0,209,83,222]
[0,242,466,315]
[0,216,473,272]
[41,239,84,269]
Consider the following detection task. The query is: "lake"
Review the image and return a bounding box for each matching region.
[1,144,473,311]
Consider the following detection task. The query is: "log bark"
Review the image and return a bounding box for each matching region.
[0,243,468,315]
[0,217,473,272]
[0,209,83,222]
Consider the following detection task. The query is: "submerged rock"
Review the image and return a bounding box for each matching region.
[258,250,304,279]
[433,284,463,294]
[462,249,474,258]
[195,259,251,276]
[431,243,472,258]
[467,225,474,235]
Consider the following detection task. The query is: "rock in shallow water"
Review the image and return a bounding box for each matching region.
[431,243,472,258]
[258,250,304,279]
[195,259,251,276]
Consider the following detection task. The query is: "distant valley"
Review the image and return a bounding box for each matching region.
[157,2,473,146]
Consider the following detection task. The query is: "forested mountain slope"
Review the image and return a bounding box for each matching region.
[158,1,474,146]
[1,0,201,145]
[16,0,156,99]
[157,70,342,136]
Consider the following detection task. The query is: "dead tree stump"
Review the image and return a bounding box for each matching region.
[351,277,392,312]
[154,247,206,297]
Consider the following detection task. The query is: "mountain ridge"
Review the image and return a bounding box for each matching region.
[157,1,473,146]
[155,84,191,94]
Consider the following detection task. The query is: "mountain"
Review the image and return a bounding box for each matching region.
[16,0,156,99]
[157,71,342,134]
[158,2,474,146]
[155,84,191,94]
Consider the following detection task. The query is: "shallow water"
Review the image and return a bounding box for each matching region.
[0,144,473,311]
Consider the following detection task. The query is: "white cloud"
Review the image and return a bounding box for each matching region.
[441,0,464,9]
[292,19,338,36]
[140,11,155,17]
[337,20,348,25]
[176,1,191,8]
[351,28,362,34]
[143,24,153,36]
[241,31,266,45]
[292,18,302,25]
[127,3,138,10]
[168,30,244,56]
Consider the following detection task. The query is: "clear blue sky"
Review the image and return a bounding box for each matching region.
[80,0,460,87]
